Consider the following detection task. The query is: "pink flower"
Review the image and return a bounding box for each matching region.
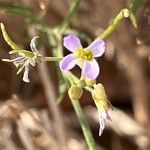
[60,34,105,79]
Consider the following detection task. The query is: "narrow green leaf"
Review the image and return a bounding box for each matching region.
[129,0,149,28]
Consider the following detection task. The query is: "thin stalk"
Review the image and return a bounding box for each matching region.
[43,56,62,62]
[98,9,129,40]
[71,99,96,150]
[129,0,149,28]
[60,0,81,33]
[58,1,97,148]
[66,73,96,149]
[39,52,67,150]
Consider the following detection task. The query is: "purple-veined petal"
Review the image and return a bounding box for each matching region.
[63,34,82,52]
[82,59,99,79]
[86,39,105,57]
[59,54,77,71]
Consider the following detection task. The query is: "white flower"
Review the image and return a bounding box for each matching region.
[2,36,41,83]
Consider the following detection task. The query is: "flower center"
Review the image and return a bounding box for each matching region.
[75,48,93,61]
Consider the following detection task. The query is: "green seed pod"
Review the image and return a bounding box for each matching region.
[68,85,83,100]
[92,83,108,108]
[85,79,96,86]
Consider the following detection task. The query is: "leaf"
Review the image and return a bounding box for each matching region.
[129,0,149,28]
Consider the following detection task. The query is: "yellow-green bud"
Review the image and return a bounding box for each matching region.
[68,85,83,100]
[122,8,129,18]
[77,79,86,88]
[85,79,96,86]
[92,83,108,108]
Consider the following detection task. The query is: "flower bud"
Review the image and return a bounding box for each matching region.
[85,79,96,86]
[68,85,83,100]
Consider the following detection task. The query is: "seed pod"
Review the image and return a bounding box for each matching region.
[92,83,109,109]
[68,85,83,100]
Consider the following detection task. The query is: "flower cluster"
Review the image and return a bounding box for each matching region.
[1,23,111,136]
[60,34,111,135]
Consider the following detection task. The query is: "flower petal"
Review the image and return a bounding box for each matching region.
[98,109,111,136]
[30,36,39,52]
[82,59,99,79]
[60,54,77,71]
[23,62,30,83]
[63,34,82,52]
[99,115,105,136]
[86,39,105,57]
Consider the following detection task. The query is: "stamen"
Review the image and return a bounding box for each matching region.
[13,58,26,67]
[75,48,93,61]
[2,56,24,62]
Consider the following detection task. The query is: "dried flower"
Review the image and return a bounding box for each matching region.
[2,36,41,83]
[60,34,105,80]
[92,83,111,136]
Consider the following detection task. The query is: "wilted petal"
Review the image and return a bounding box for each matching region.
[63,34,82,52]
[82,59,99,79]
[98,109,111,136]
[86,39,105,57]
[30,36,39,52]
[99,116,105,136]
[23,62,30,83]
[60,54,77,71]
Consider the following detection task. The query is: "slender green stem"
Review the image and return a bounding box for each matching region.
[98,9,129,40]
[71,99,96,150]
[43,56,62,61]
[129,0,148,28]
[58,2,97,148]
[60,0,81,33]
[66,73,96,149]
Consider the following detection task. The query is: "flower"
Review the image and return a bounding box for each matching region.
[2,36,41,83]
[60,34,105,80]
[92,83,111,136]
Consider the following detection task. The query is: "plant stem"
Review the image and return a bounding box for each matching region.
[43,56,62,61]
[58,1,97,147]
[60,0,81,33]
[71,99,96,150]
[39,57,67,150]
[129,0,149,28]
[98,9,128,40]
[65,73,96,149]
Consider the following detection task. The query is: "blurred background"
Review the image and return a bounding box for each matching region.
[0,0,150,150]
